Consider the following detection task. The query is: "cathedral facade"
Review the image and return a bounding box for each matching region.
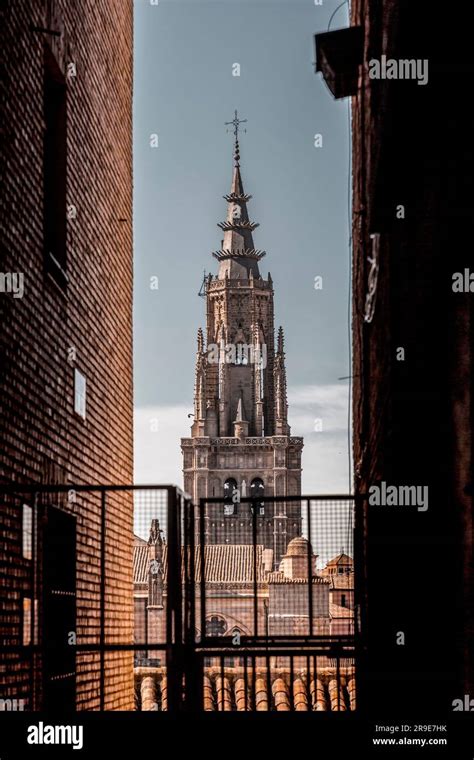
[181,123,303,565]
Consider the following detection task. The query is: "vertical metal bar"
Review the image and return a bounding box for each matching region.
[312,654,317,711]
[305,653,311,710]
[184,497,200,712]
[220,656,225,711]
[177,490,184,709]
[354,492,366,712]
[306,499,313,636]
[31,492,39,709]
[145,595,148,662]
[251,654,256,711]
[252,499,258,638]
[174,493,183,648]
[166,486,182,712]
[188,499,196,644]
[197,652,204,712]
[289,655,294,711]
[266,653,271,711]
[100,490,106,711]
[166,488,173,649]
[337,654,341,711]
[243,655,248,712]
[199,499,206,642]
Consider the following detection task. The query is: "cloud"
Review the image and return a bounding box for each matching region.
[134,383,351,495]
[288,383,351,494]
[134,404,190,487]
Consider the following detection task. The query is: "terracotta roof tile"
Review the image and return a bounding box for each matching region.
[133,543,267,585]
[133,543,149,584]
[195,544,266,583]
[326,552,353,566]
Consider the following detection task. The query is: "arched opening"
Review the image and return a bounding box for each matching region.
[223,477,238,516]
[235,342,248,365]
[250,477,265,516]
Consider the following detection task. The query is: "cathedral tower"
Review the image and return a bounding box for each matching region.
[181,114,303,565]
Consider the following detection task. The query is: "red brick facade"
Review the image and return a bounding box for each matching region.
[0,0,133,709]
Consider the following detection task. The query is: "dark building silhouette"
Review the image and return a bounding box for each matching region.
[317,0,474,713]
[0,1,134,709]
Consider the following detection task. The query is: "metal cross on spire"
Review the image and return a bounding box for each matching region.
[225,109,247,139]
[225,110,247,167]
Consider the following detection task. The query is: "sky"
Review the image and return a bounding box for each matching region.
[133,0,352,494]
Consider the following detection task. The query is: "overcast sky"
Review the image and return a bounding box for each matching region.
[133,0,352,493]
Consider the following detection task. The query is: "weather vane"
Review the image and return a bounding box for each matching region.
[225,109,247,139]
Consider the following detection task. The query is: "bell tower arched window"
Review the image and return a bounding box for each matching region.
[223,477,238,516]
[235,343,248,365]
[250,478,265,516]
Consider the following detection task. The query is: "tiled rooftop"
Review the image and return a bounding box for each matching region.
[134,541,339,586]
[134,542,268,584]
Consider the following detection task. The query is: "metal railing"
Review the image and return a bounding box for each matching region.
[0,485,360,712]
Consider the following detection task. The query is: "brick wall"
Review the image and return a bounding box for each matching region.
[0,0,133,709]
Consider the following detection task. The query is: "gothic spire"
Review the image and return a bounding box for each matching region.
[235,390,247,422]
[233,388,249,439]
[212,112,266,279]
[277,325,284,353]
[274,326,290,435]
[197,327,204,353]
[192,328,206,433]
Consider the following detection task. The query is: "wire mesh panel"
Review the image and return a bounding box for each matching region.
[197,496,355,642]
[0,489,38,713]
[0,487,105,711]
[194,494,356,711]
[0,486,357,713]
[131,489,169,665]
[0,485,187,712]
[307,497,355,639]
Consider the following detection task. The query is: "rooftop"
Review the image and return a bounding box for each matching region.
[134,542,268,584]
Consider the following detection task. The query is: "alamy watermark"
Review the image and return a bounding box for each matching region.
[207,342,267,369]
[0,272,24,298]
[0,697,26,711]
[367,55,429,86]
[368,481,429,512]
[452,694,474,711]
[27,721,83,750]
[452,269,474,292]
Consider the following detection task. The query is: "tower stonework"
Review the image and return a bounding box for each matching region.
[181,124,303,565]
